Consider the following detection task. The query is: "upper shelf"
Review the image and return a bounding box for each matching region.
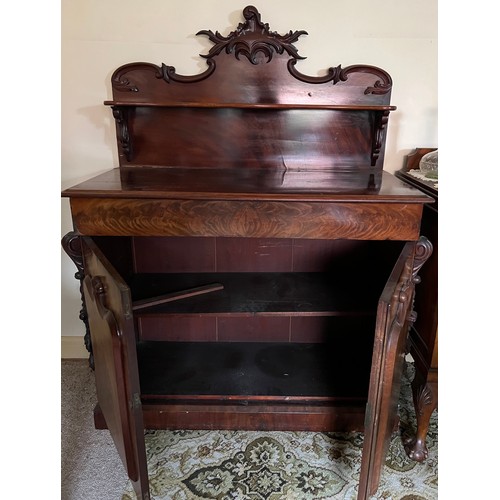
[104,101,397,111]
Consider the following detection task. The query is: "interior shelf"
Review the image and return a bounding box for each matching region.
[129,272,383,316]
[137,339,374,403]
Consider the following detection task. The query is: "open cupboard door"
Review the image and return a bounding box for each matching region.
[358,237,432,500]
[81,237,150,500]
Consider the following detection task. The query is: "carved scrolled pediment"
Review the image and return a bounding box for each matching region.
[109,5,393,101]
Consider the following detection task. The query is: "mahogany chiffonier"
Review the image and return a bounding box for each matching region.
[62,7,433,500]
[396,148,438,462]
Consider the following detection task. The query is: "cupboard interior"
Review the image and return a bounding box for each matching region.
[92,235,405,430]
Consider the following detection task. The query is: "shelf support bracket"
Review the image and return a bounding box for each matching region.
[371,110,390,166]
[112,106,133,162]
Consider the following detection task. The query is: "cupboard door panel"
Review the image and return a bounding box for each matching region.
[358,240,420,499]
[82,237,150,500]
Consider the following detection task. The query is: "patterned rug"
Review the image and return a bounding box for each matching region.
[123,365,437,499]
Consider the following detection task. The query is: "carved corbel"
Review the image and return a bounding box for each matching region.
[408,236,434,325]
[370,110,390,166]
[412,236,434,284]
[61,231,94,369]
[112,106,132,162]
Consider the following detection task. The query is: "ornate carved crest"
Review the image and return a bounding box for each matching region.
[110,5,393,98]
[197,5,307,64]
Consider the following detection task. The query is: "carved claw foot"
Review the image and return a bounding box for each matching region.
[403,435,428,462]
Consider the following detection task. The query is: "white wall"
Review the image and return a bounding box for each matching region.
[61,0,438,350]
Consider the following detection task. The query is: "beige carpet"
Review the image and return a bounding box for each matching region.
[62,360,129,499]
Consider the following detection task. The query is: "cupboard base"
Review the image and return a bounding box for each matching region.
[94,402,371,432]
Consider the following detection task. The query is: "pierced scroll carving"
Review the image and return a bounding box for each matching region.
[112,106,132,162]
[61,231,94,369]
[288,60,392,95]
[288,60,344,85]
[197,5,307,65]
[111,59,216,92]
[157,60,216,84]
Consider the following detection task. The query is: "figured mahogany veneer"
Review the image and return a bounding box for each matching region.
[62,6,433,500]
[69,197,422,240]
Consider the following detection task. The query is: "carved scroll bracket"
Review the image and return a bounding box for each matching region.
[407,236,433,325]
[412,236,434,285]
[62,231,94,368]
[371,110,390,166]
[62,231,84,279]
[112,106,132,162]
[409,236,433,320]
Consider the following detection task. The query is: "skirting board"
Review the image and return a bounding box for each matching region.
[61,336,88,359]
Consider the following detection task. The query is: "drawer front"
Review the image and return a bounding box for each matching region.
[70,197,423,241]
